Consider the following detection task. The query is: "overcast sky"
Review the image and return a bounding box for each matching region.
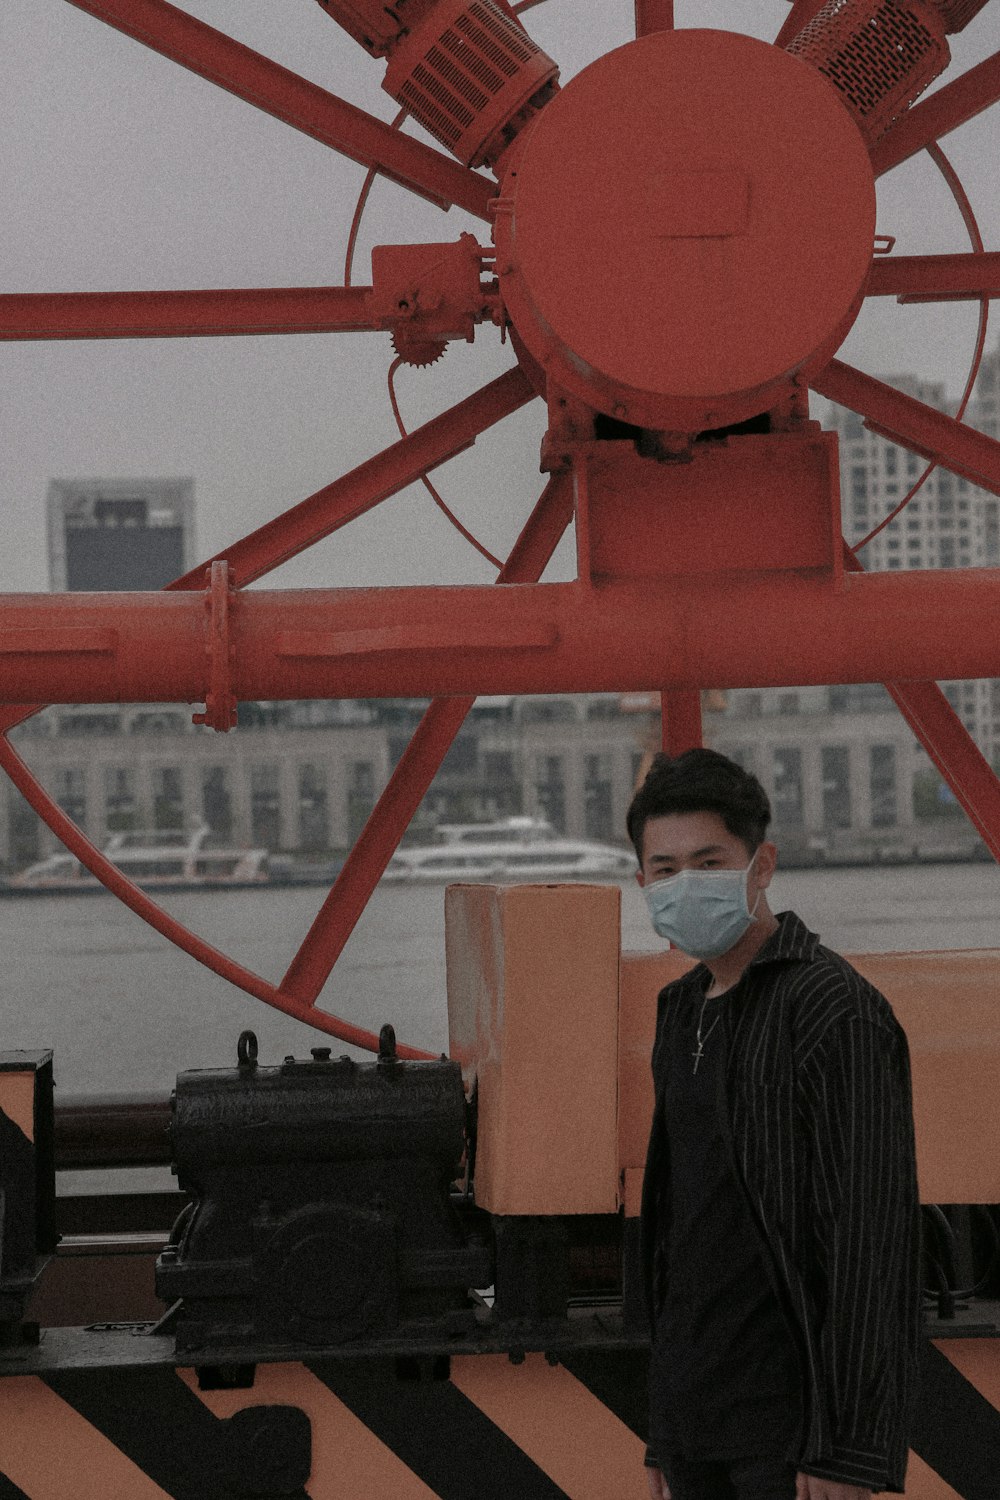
[3,0,998,593]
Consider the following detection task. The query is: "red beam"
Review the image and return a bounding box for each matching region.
[7,568,1000,701]
[871,48,1000,178]
[867,251,1000,302]
[0,287,379,340]
[0,734,433,1057]
[811,359,1000,496]
[661,689,702,754]
[634,0,674,35]
[169,364,536,589]
[64,0,495,220]
[281,473,574,1004]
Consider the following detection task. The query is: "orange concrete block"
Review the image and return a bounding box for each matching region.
[446,883,621,1215]
[847,950,1000,1204]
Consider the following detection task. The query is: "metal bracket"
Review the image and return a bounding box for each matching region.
[192,560,238,732]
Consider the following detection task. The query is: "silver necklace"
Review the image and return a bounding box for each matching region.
[692,995,721,1075]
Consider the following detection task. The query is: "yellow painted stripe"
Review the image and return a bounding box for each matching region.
[451,1352,648,1499]
[903,1450,963,1500]
[177,1363,442,1500]
[0,1376,171,1500]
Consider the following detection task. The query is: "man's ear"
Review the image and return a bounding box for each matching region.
[755,840,778,888]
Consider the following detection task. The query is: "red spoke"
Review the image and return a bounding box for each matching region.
[774,0,829,48]
[280,473,574,1004]
[871,48,1000,178]
[0,734,433,1056]
[0,287,378,341]
[843,546,1000,861]
[168,364,536,589]
[811,359,1000,497]
[634,0,674,35]
[65,0,495,220]
[867,251,1000,302]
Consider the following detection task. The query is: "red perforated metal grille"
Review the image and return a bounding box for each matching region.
[388,0,555,164]
[786,0,949,140]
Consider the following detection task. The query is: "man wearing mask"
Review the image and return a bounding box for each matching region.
[629,749,920,1500]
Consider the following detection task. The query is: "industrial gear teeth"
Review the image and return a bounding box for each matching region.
[391,329,448,367]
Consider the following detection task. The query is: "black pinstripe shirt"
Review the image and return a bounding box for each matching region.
[640,912,921,1493]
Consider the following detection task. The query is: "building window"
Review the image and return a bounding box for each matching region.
[202,766,233,839]
[347,761,375,844]
[870,745,897,829]
[777,693,799,716]
[884,445,898,476]
[772,748,804,829]
[105,766,139,831]
[534,755,566,832]
[298,763,330,852]
[52,766,87,827]
[821,746,852,830]
[7,789,41,870]
[584,753,613,842]
[152,766,184,831]
[250,763,281,849]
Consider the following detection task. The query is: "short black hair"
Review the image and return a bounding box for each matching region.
[626,748,771,863]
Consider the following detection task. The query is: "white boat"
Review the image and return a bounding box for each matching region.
[383,816,636,883]
[8,825,270,894]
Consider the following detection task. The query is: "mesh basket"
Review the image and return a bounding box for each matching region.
[786,0,949,142]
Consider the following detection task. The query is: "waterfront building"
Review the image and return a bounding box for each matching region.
[47,477,195,591]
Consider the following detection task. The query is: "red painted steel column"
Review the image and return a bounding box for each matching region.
[660,690,703,755]
[0,287,379,341]
[634,0,674,34]
[281,474,574,1005]
[65,0,495,220]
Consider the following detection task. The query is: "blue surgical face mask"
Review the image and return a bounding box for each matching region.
[643,856,760,960]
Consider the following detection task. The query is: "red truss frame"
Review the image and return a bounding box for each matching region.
[3,0,1000,1055]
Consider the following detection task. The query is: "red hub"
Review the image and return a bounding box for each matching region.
[495,28,877,431]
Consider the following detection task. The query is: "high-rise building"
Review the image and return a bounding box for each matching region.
[46,477,195,592]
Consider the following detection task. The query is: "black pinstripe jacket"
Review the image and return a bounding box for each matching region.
[640,912,922,1493]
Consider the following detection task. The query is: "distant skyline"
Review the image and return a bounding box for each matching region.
[3,0,998,593]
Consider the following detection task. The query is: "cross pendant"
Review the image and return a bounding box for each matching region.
[692,1042,704,1075]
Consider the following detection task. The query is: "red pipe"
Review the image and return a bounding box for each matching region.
[4,568,1000,701]
[0,287,379,341]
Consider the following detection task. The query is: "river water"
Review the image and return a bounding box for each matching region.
[6,861,1000,1100]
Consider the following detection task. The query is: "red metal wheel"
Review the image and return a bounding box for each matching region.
[3,0,1000,1052]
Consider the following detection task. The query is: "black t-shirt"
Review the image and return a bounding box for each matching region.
[648,979,802,1463]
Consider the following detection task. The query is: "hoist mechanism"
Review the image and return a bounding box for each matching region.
[312,0,559,166]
